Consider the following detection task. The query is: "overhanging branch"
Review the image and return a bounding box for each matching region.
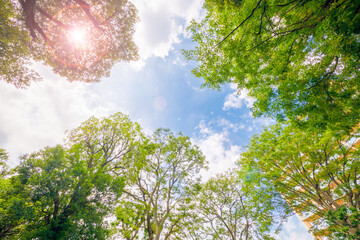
[37,7,71,30]
[215,0,262,49]
[72,0,103,31]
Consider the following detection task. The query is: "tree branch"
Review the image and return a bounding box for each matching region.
[282,38,297,74]
[100,10,120,25]
[275,0,300,7]
[215,0,262,49]
[37,7,70,30]
[72,0,103,31]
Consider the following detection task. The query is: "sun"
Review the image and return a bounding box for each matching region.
[67,27,87,48]
[46,5,111,68]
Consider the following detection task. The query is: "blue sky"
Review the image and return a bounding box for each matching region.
[0,0,314,239]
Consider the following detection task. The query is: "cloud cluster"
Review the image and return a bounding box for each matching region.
[191,120,242,181]
[217,117,245,133]
[132,0,204,62]
[223,83,255,111]
[0,65,116,165]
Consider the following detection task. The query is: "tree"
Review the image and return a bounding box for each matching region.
[4,113,143,239]
[115,129,207,240]
[15,144,129,239]
[239,123,360,239]
[182,170,290,240]
[184,0,360,131]
[1,0,138,87]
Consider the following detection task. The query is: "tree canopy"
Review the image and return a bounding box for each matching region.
[1,0,138,87]
[0,113,142,239]
[184,0,360,131]
[16,145,125,239]
[185,1,360,238]
[239,122,360,239]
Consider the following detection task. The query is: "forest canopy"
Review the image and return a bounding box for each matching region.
[0,113,290,240]
[1,0,359,239]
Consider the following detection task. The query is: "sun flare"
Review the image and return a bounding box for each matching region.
[46,5,111,68]
[67,27,87,48]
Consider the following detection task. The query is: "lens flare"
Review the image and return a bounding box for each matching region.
[46,5,111,68]
[67,27,87,48]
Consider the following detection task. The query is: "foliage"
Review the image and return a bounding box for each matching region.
[15,144,125,239]
[115,129,207,240]
[0,0,40,87]
[0,148,9,176]
[325,206,360,239]
[184,0,360,131]
[113,200,146,240]
[0,179,27,239]
[239,122,360,239]
[0,113,144,239]
[66,112,143,175]
[0,149,27,239]
[1,0,138,87]
[181,170,291,240]
[0,114,210,240]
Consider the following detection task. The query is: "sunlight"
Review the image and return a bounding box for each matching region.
[67,27,87,48]
[45,4,111,68]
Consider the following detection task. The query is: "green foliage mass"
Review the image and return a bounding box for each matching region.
[15,145,126,239]
[0,149,27,239]
[186,1,360,238]
[184,0,360,131]
[239,122,360,239]
[0,113,140,239]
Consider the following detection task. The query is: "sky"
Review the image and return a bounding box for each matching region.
[0,0,314,239]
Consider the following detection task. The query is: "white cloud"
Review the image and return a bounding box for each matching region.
[247,115,275,132]
[217,118,245,133]
[131,0,204,62]
[0,64,117,166]
[223,84,255,110]
[191,120,242,182]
